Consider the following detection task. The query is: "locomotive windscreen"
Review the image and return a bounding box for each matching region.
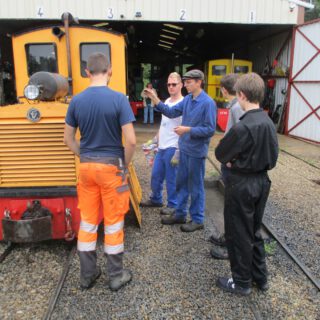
[80,43,110,77]
[26,43,58,76]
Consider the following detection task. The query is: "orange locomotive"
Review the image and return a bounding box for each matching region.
[0,13,141,243]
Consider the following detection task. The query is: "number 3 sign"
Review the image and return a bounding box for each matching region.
[107,8,114,19]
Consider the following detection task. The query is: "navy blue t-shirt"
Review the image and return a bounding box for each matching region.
[65,86,135,159]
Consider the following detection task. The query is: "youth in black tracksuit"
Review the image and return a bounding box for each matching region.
[215,108,278,288]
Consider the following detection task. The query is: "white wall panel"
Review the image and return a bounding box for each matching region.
[288,20,320,142]
[0,0,300,25]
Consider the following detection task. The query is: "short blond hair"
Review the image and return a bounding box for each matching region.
[168,72,182,83]
[235,73,265,104]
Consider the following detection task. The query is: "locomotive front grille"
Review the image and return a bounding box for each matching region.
[0,122,77,187]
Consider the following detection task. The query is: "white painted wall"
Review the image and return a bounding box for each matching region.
[0,0,300,25]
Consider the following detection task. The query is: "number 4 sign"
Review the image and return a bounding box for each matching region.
[36,6,45,18]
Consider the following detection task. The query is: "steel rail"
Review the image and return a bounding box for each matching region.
[280,148,320,170]
[206,155,320,292]
[0,242,15,264]
[263,222,320,291]
[42,243,77,320]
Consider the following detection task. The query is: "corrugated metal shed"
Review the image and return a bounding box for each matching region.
[249,30,292,116]
[287,19,320,143]
[0,0,301,25]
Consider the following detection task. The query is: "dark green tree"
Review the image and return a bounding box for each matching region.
[305,0,320,21]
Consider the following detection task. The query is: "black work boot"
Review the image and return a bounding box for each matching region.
[216,277,252,296]
[254,281,269,292]
[210,246,229,260]
[78,251,101,290]
[161,214,186,225]
[160,207,175,215]
[209,234,227,247]
[140,200,163,208]
[180,221,204,232]
[109,269,133,292]
[106,253,132,291]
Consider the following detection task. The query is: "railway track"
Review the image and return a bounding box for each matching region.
[206,155,320,289]
[279,148,320,170]
[42,242,76,320]
[206,154,319,319]
[0,240,76,320]
[0,242,15,264]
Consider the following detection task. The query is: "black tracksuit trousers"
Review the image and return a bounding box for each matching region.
[224,172,271,288]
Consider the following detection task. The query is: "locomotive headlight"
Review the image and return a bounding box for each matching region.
[24,84,40,100]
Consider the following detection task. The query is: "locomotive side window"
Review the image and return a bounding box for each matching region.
[80,43,111,77]
[26,43,58,76]
[234,66,249,74]
[212,65,226,76]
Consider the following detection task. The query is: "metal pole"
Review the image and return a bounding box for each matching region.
[62,12,73,96]
[231,53,234,73]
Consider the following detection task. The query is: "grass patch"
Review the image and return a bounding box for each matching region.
[264,239,277,256]
[207,169,220,178]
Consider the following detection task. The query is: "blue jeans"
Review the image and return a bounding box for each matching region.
[150,147,177,208]
[144,104,154,124]
[175,152,206,224]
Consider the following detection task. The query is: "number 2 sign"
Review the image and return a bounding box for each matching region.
[180,9,187,21]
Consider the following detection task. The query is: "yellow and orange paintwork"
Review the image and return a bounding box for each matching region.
[13,26,127,96]
[0,25,142,225]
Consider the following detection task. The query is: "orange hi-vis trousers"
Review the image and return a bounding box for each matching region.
[77,162,130,255]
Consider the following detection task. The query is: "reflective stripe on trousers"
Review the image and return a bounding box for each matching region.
[77,220,98,251]
[104,221,124,254]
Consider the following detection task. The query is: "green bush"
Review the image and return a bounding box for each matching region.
[305,0,320,21]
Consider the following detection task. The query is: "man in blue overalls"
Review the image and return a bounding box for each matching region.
[144,70,216,232]
[140,72,183,214]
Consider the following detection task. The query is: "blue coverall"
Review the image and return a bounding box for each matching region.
[155,91,216,223]
[150,147,177,208]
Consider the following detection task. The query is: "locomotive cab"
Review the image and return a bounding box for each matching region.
[206,58,252,131]
[206,59,252,106]
[0,15,141,242]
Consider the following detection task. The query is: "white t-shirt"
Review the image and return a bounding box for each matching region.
[158,97,183,149]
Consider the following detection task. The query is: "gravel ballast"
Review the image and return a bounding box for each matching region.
[50,132,319,319]
[1,130,319,319]
[0,241,71,320]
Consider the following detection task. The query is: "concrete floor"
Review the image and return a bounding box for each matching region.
[204,186,225,238]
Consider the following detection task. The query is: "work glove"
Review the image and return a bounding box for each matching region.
[143,136,158,147]
[142,136,158,168]
[170,149,180,166]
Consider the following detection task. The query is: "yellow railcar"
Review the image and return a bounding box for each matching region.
[0,13,141,243]
[206,59,252,105]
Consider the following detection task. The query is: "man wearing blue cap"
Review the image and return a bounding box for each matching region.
[144,69,216,232]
